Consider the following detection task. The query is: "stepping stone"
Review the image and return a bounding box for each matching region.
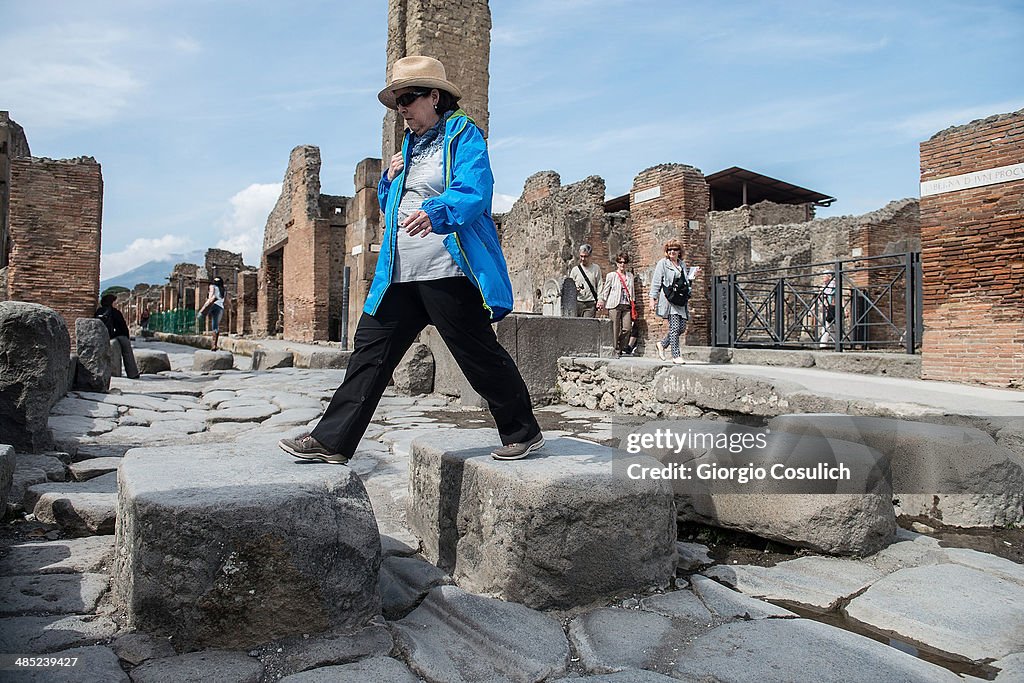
[394,585,569,682]
[673,619,960,682]
[568,607,692,674]
[688,575,797,621]
[408,430,676,609]
[9,645,128,682]
[279,656,418,683]
[251,348,294,370]
[0,573,109,616]
[27,472,118,535]
[192,350,235,371]
[134,349,171,374]
[114,442,381,651]
[845,563,1024,662]
[0,614,119,654]
[379,555,452,619]
[0,537,115,575]
[69,457,123,482]
[705,556,883,611]
[130,650,262,683]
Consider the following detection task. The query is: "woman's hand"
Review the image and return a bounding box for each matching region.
[387,152,404,181]
[401,209,434,237]
[650,299,658,312]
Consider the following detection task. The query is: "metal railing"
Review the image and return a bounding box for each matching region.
[713,252,922,353]
[147,309,200,335]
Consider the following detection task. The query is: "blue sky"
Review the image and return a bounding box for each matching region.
[3,0,1022,280]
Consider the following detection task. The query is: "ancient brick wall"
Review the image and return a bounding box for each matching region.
[629,164,710,346]
[236,270,258,335]
[919,109,1024,386]
[499,172,619,314]
[6,157,103,344]
[383,0,491,158]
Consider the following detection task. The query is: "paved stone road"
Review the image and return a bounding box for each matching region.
[1,340,1021,682]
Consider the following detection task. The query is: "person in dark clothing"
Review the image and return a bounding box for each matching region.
[97,294,140,379]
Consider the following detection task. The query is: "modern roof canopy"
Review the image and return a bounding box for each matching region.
[706,166,836,210]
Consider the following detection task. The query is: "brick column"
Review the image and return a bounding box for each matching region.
[628,164,710,347]
[919,109,1024,387]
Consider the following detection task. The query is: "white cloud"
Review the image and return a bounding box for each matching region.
[0,24,143,128]
[215,183,281,267]
[493,193,519,213]
[885,100,1024,140]
[101,234,195,281]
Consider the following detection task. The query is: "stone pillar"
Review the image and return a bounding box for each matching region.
[236,270,258,335]
[345,158,384,346]
[383,0,491,159]
[629,164,710,347]
[919,109,1024,386]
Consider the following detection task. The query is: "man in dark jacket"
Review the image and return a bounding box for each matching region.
[97,294,140,379]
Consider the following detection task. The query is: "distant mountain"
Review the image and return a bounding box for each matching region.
[100,249,207,291]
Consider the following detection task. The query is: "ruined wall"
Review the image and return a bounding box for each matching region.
[236,270,258,335]
[257,146,337,341]
[919,109,1024,387]
[629,164,711,347]
[1,112,31,294]
[319,194,348,342]
[6,157,103,344]
[344,158,384,345]
[499,172,619,314]
[383,0,491,158]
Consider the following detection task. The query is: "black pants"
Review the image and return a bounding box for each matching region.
[311,277,540,457]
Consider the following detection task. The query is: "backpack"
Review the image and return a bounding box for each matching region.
[664,272,691,306]
[96,307,117,338]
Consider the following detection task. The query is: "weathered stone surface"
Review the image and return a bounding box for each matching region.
[688,574,797,621]
[639,589,715,624]
[270,623,394,677]
[993,653,1024,681]
[279,656,420,683]
[17,452,68,481]
[192,349,235,371]
[47,414,117,437]
[114,443,381,651]
[293,349,351,369]
[393,343,434,395]
[206,402,280,424]
[705,557,884,611]
[379,554,452,619]
[74,318,112,392]
[130,650,263,683]
[0,302,70,452]
[551,672,679,683]
[0,536,115,575]
[8,467,47,509]
[251,347,294,370]
[69,456,122,481]
[845,563,1024,662]
[666,425,895,556]
[1,444,13,512]
[109,631,176,665]
[568,607,692,674]
[675,542,713,571]
[135,349,172,374]
[0,614,120,654]
[109,338,123,377]
[51,396,120,419]
[673,619,960,682]
[769,414,1024,527]
[0,573,109,615]
[408,430,676,609]
[262,407,323,427]
[27,471,118,535]
[393,585,569,683]
[8,645,129,682]
[942,547,1024,587]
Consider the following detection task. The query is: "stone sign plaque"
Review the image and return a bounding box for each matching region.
[921,162,1024,197]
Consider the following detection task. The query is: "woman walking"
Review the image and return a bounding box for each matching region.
[650,240,690,364]
[600,253,637,356]
[279,56,543,464]
[198,276,226,351]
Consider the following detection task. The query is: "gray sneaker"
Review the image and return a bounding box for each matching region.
[279,434,350,464]
[491,432,545,461]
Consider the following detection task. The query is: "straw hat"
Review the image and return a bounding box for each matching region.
[378,56,462,110]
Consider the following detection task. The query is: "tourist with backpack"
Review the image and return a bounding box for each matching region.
[650,240,693,364]
[96,293,140,379]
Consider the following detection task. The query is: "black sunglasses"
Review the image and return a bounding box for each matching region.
[666,247,680,252]
[395,90,430,107]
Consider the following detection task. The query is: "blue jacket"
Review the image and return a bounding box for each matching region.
[365,110,514,321]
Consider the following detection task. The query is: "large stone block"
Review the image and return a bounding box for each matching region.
[0,302,71,452]
[108,339,123,377]
[114,443,381,651]
[191,349,234,371]
[769,414,1024,527]
[251,348,294,370]
[634,420,895,556]
[393,343,434,396]
[407,430,676,609]
[134,349,171,374]
[74,318,111,392]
